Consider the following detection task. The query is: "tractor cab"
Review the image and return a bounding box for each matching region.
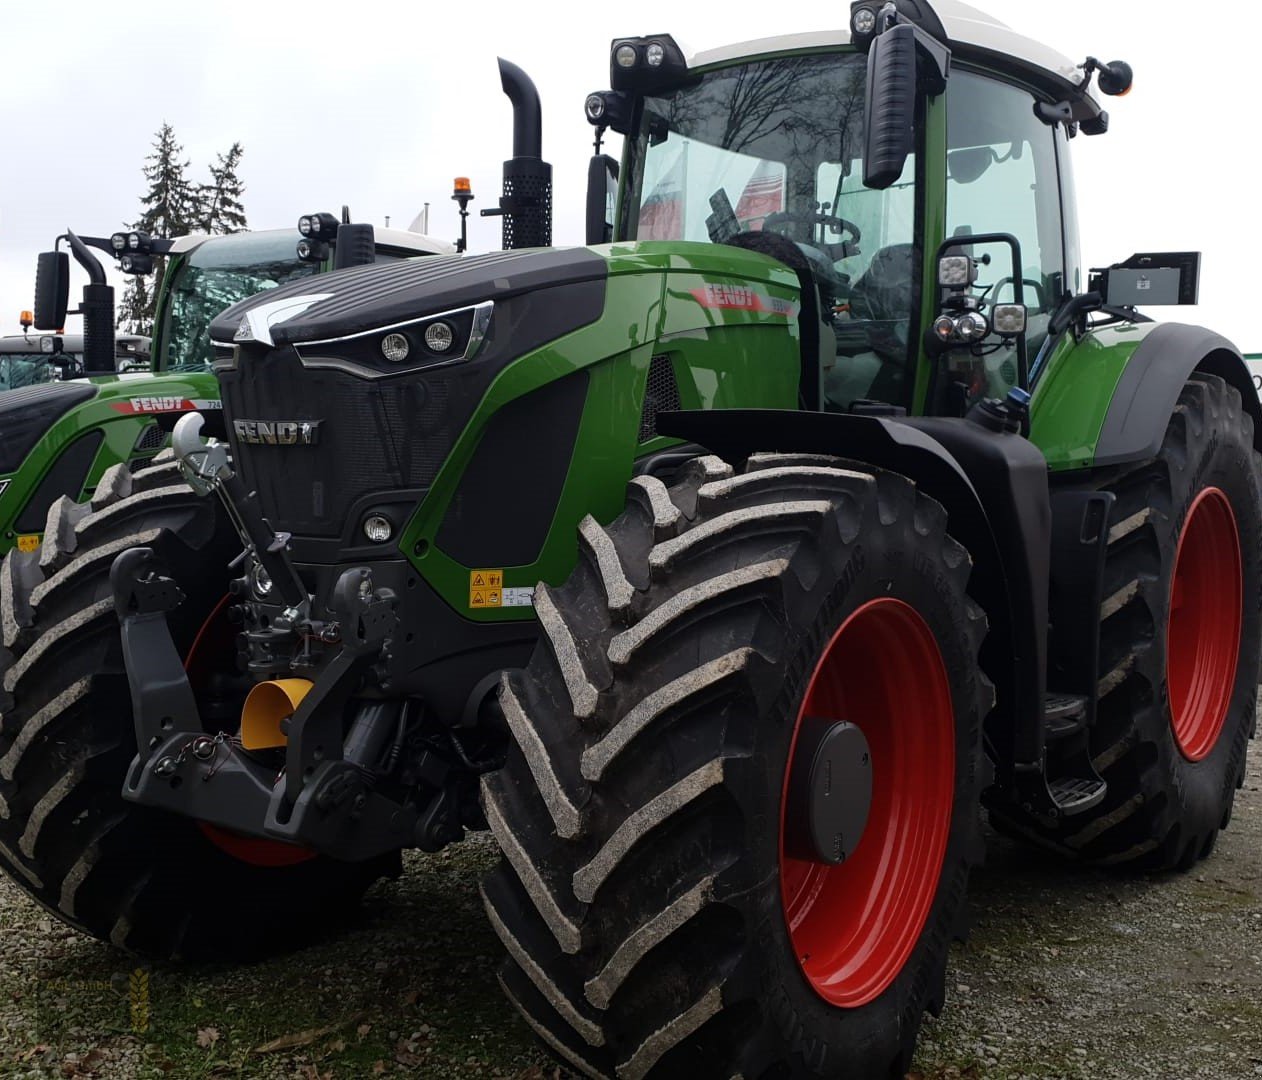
[592,1,1122,418]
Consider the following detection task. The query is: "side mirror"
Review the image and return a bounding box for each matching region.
[863,24,917,190]
[585,154,619,245]
[333,223,376,270]
[34,251,69,331]
[861,15,950,191]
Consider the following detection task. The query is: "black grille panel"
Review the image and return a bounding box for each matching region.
[638,354,681,443]
[220,349,469,540]
[134,424,167,452]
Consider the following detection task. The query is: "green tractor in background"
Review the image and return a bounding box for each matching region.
[0,219,451,555]
[0,3,1257,1077]
[0,317,150,388]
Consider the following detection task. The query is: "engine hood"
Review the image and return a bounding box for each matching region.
[209,247,608,348]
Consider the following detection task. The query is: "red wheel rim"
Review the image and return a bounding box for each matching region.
[780,599,955,1008]
[1167,487,1242,762]
[185,596,317,868]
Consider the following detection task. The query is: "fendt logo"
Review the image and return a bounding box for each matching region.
[232,419,322,446]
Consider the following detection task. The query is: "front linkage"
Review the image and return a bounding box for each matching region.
[112,413,482,859]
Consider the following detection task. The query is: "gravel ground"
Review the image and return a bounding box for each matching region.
[1,753,1260,1080]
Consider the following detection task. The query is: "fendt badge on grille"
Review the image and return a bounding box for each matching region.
[232,419,323,446]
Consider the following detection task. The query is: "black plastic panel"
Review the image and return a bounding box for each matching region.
[14,430,104,532]
[0,381,97,474]
[437,369,590,568]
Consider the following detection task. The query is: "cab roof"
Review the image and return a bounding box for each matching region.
[167,227,455,258]
[689,0,1098,110]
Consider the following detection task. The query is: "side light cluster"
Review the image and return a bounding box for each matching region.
[608,35,687,92]
[932,310,989,345]
[111,231,156,275]
[296,213,340,263]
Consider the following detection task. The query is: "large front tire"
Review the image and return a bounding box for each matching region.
[0,462,394,959]
[482,454,992,1078]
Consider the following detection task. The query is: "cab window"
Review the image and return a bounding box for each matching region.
[946,71,1066,398]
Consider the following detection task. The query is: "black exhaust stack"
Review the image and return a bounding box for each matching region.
[65,231,116,374]
[484,59,552,249]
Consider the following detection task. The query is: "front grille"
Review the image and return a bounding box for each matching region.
[219,349,471,541]
[133,424,167,452]
[638,354,681,443]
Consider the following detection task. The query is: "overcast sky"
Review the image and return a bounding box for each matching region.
[2,0,1252,349]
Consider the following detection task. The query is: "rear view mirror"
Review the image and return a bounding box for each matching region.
[333,223,376,270]
[34,251,69,331]
[863,24,917,190]
[947,147,996,184]
[585,154,619,245]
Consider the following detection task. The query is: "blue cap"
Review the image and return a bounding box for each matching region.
[1006,386,1032,409]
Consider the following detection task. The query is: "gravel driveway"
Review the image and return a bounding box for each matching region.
[1,749,1260,1079]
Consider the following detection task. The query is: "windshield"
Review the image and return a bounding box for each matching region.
[156,232,319,372]
[625,51,921,410]
[0,353,56,390]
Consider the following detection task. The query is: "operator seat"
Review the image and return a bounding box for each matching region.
[849,243,916,322]
[722,230,836,411]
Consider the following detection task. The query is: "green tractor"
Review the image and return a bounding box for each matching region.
[0,220,450,555]
[1,3,1257,1077]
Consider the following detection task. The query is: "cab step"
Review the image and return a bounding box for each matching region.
[1048,775,1107,815]
[1043,692,1088,741]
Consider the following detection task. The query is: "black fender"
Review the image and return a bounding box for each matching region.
[1096,323,1262,467]
[656,408,1047,777]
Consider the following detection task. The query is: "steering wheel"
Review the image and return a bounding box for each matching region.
[761,210,861,256]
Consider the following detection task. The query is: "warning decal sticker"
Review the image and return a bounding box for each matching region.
[469,569,534,610]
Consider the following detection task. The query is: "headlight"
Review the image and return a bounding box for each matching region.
[645,42,665,67]
[992,304,1028,336]
[851,6,877,35]
[424,322,455,353]
[938,255,975,288]
[614,44,638,68]
[956,311,989,342]
[362,514,393,543]
[110,232,128,252]
[381,333,410,363]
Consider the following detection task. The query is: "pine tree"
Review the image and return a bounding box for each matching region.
[137,122,199,237]
[118,123,197,335]
[200,143,248,234]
